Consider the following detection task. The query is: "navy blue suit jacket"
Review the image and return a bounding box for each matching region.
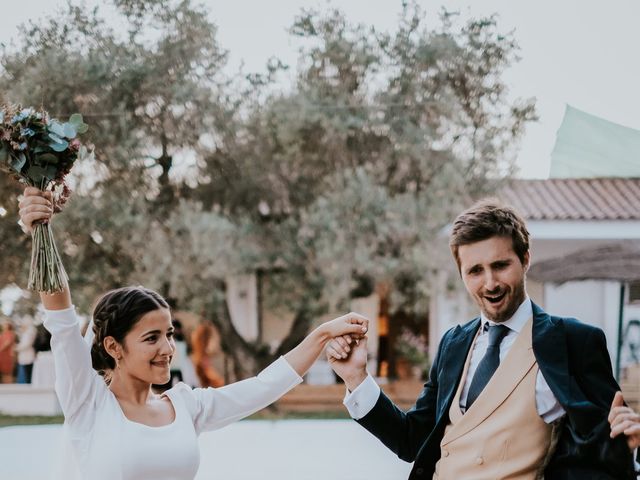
[357,303,636,479]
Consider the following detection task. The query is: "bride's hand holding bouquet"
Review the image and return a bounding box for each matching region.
[18,187,54,234]
[1,105,93,292]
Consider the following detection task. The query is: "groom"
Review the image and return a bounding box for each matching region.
[327,200,637,479]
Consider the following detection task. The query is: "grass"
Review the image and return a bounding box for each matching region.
[0,414,64,427]
[0,410,350,428]
[247,410,351,420]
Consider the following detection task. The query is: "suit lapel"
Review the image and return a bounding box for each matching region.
[436,319,481,423]
[531,302,571,406]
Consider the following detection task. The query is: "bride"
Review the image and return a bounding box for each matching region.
[18,186,368,480]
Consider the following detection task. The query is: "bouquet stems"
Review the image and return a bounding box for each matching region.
[28,222,68,293]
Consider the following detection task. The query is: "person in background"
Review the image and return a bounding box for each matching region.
[0,321,17,383]
[191,319,225,388]
[15,321,37,384]
[31,321,55,388]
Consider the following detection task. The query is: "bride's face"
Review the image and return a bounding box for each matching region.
[118,308,176,385]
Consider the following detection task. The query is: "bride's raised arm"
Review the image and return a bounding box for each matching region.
[18,187,72,310]
[18,187,97,419]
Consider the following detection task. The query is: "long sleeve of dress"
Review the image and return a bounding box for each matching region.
[44,307,100,419]
[173,357,303,435]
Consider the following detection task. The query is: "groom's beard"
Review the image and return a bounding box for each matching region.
[479,280,526,323]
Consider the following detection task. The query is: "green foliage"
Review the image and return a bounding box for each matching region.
[0,1,535,372]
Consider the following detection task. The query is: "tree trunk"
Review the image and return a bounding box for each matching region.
[209,295,260,379]
[274,290,324,358]
[208,282,323,379]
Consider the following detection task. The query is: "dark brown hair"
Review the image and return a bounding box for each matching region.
[449,198,530,270]
[90,286,169,375]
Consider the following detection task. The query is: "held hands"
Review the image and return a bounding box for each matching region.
[18,187,54,234]
[609,391,640,451]
[320,308,370,392]
[284,312,369,377]
[326,334,369,391]
[320,312,369,340]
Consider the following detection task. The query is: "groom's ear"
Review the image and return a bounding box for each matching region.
[522,250,531,272]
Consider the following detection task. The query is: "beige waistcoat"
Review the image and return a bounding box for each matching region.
[433,317,553,480]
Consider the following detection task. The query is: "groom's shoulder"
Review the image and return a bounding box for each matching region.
[539,311,605,346]
[459,316,481,333]
[544,310,600,335]
[438,316,479,343]
[461,316,480,328]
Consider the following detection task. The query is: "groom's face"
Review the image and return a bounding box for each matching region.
[458,235,530,323]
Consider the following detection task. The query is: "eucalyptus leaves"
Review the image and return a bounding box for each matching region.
[0,104,93,292]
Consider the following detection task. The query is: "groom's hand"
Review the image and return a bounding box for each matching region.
[609,391,640,450]
[326,335,368,391]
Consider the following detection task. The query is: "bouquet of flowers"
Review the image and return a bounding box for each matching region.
[0,104,93,292]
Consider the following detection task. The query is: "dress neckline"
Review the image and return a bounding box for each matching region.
[111,389,178,429]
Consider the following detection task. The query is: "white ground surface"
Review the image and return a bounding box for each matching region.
[0,420,412,480]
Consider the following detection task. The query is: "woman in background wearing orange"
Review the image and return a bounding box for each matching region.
[190,321,224,388]
[0,322,17,383]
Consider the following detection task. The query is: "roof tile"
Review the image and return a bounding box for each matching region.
[499,178,640,220]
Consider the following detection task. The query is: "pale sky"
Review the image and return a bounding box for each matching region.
[1,0,639,179]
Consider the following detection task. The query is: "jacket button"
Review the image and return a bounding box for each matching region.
[475,456,484,465]
[415,467,424,475]
[442,450,449,457]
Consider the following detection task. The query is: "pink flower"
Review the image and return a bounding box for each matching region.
[53,183,72,213]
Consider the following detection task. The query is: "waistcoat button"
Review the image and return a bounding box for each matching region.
[442,450,449,457]
[475,456,484,465]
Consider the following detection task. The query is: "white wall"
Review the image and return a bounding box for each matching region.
[543,280,621,370]
[528,220,640,241]
[226,274,259,342]
[0,386,61,415]
[429,270,477,361]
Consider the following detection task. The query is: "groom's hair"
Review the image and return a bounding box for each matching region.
[449,198,530,271]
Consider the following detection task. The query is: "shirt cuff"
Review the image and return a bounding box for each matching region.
[343,374,380,420]
[261,356,304,388]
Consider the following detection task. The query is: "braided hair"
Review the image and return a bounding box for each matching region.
[90,286,169,377]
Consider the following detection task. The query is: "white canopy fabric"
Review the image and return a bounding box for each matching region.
[550,105,640,178]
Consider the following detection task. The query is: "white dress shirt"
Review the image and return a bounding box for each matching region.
[344,297,566,424]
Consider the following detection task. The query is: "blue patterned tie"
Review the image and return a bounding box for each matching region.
[466,324,510,409]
